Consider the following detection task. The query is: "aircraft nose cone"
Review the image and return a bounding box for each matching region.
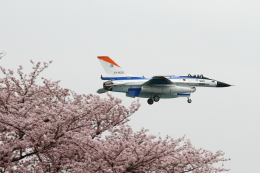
[216,81,231,87]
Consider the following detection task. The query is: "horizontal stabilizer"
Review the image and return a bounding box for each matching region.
[97,88,108,94]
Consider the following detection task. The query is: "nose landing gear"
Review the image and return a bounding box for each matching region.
[187,98,192,103]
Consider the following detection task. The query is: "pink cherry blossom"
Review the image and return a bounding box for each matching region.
[0,61,229,172]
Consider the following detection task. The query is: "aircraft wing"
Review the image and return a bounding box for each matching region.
[143,76,174,85]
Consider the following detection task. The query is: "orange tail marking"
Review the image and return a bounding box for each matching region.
[97,56,120,67]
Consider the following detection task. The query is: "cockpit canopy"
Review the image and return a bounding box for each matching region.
[181,74,212,80]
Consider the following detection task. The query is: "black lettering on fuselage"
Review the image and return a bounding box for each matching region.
[114,71,124,74]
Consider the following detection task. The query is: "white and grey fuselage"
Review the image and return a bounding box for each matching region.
[96,56,231,104]
[100,75,229,99]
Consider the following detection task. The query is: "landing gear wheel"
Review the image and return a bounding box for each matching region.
[147,98,154,105]
[153,95,160,102]
[187,99,192,103]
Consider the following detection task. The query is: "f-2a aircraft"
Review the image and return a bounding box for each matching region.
[96,56,231,105]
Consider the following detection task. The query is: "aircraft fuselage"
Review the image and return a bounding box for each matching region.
[97,56,231,104]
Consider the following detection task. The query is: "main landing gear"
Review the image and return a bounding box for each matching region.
[147,98,154,105]
[147,95,192,104]
[153,95,160,102]
[147,95,160,105]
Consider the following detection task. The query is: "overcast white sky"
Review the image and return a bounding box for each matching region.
[1,1,260,172]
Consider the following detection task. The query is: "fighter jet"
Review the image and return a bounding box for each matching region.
[96,56,231,105]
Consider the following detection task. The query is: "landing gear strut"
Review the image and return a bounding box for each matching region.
[187,98,192,103]
[147,98,154,105]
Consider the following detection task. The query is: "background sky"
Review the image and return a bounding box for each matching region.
[0,1,260,172]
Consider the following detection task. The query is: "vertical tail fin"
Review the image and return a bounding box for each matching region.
[97,56,125,75]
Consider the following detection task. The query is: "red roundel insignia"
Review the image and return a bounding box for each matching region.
[183,79,186,81]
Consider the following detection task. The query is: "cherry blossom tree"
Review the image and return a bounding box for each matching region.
[0,52,6,59]
[0,60,229,172]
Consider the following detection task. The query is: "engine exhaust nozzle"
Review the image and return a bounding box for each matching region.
[103,81,113,91]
